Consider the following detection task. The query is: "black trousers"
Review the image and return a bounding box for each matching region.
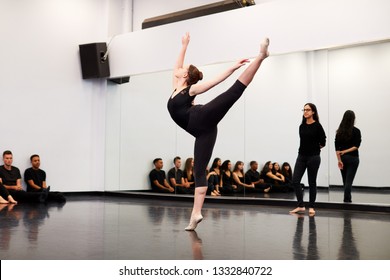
[185,80,247,187]
[292,154,321,208]
[340,155,359,202]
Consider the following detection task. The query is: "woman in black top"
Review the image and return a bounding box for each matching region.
[290,103,326,215]
[167,32,269,230]
[335,110,361,203]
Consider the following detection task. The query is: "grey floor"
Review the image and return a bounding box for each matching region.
[1,195,389,260]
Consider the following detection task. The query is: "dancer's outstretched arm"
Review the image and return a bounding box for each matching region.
[189,58,249,96]
[172,32,190,89]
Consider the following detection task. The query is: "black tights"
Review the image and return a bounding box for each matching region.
[186,80,247,187]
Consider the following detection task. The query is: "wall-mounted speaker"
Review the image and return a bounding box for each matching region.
[79,42,110,79]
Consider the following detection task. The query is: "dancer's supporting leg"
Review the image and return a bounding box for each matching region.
[185,128,217,231]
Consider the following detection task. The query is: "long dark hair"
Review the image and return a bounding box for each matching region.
[211,157,221,170]
[281,162,292,179]
[336,110,355,142]
[233,161,244,173]
[187,64,203,86]
[302,103,320,124]
[261,161,272,175]
[221,160,231,173]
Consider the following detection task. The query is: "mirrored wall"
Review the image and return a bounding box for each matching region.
[105,40,390,205]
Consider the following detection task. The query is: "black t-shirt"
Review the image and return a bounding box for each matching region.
[0,165,21,185]
[298,121,327,156]
[245,169,260,183]
[335,127,361,157]
[167,86,195,130]
[24,167,46,192]
[167,167,184,186]
[149,169,166,191]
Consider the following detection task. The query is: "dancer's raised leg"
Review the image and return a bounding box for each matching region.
[238,38,269,86]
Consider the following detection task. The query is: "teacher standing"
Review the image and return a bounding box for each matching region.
[290,103,326,215]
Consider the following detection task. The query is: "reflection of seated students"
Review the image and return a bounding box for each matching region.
[149,158,174,193]
[261,161,289,192]
[209,158,222,195]
[207,169,220,196]
[281,162,293,184]
[0,150,47,203]
[244,161,271,192]
[220,160,243,195]
[183,158,195,191]
[24,154,66,203]
[167,156,193,194]
[232,161,255,191]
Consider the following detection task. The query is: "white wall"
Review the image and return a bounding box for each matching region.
[0,0,109,191]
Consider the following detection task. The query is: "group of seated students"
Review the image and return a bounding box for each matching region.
[148,156,295,196]
[0,150,66,204]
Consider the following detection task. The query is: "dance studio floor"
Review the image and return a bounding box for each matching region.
[1,194,389,260]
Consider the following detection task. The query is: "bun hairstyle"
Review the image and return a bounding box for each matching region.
[187,64,203,85]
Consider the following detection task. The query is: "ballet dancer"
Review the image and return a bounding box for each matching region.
[167,32,269,230]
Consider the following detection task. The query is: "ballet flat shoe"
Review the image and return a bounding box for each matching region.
[185,215,203,231]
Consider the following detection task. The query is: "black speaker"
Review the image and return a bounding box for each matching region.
[79,42,110,79]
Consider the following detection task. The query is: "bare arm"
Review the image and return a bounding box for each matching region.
[172,32,190,89]
[189,59,249,96]
[27,179,42,191]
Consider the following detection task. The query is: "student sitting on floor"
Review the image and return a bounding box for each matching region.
[24,154,66,203]
[149,158,174,193]
[167,156,193,194]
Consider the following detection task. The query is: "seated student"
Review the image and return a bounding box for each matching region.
[206,169,220,196]
[24,154,66,203]
[244,161,271,192]
[149,158,174,193]
[232,161,255,191]
[183,157,195,192]
[261,161,289,192]
[167,156,192,194]
[220,160,243,195]
[0,183,17,204]
[281,162,293,184]
[209,158,222,195]
[0,150,48,203]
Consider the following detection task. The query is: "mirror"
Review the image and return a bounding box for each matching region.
[105,40,390,205]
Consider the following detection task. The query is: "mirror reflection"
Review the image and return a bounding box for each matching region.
[105,40,390,205]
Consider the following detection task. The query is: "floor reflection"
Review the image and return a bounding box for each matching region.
[0,196,389,259]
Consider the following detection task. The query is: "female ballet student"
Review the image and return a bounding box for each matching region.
[167,32,269,230]
[335,110,361,203]
[232,161,255,192]
[209,157,222,195]
[183,157,195,193]
[290,103,326,215]
[281,162,293,184]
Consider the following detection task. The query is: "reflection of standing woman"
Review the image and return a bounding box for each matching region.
[167,32,269,230]
[335,110,361,203]
[290,103,326,215]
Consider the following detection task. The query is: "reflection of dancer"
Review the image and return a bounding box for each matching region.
[168,32,269,230]
[337,212,360,259]
[335,110,361,203]
[290,103,326,215]
[187,231,203,260]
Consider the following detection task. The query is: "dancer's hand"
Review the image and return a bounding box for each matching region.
[232,59,250,70]
[338,161,344,170]
[182,32,190,46]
